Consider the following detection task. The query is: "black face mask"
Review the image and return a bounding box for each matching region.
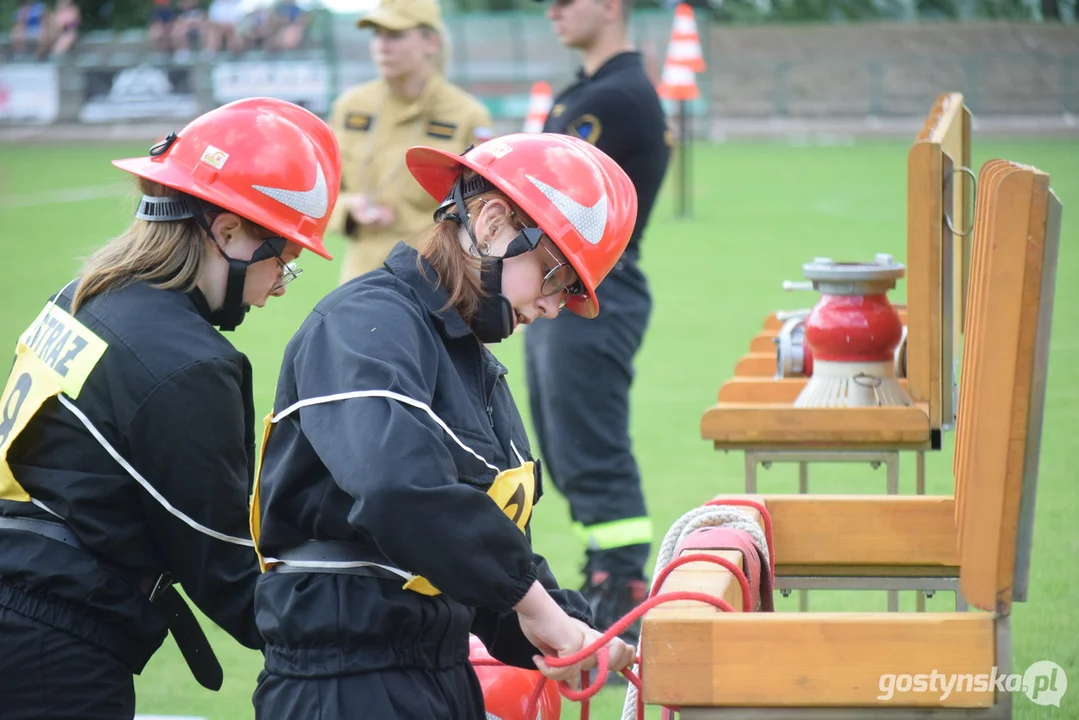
[435,175,543,344]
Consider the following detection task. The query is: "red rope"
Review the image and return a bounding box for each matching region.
[650,553,752,611]
[479,500,775,720]
[516,591,736,719]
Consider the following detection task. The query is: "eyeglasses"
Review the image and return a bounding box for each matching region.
[496,217,586,308]
[255,236,303,290]
[538,240,583,303]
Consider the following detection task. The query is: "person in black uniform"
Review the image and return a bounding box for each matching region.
[0,97,342,720]
[526,0,672,647]
[250,132,640,720]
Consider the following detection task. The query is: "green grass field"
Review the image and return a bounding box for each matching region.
[1,136,1077,719]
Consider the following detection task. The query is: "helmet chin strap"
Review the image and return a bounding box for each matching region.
[182,196,250,332]
[436,175,541,344]
[212,255,251,332]
[138,194,285,332]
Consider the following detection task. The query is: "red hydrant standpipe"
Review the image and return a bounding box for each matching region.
[793,255,913,408]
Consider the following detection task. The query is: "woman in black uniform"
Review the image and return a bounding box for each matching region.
[250,132,641,719]
[0,97,341,720]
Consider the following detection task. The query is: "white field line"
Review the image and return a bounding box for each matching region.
[1,182,131,210]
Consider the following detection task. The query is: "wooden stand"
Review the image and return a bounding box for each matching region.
[643,161,1061,719]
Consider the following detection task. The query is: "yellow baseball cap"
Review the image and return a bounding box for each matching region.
[357,0,444,33]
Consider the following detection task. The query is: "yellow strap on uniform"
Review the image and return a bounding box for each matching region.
[249,412,274,573]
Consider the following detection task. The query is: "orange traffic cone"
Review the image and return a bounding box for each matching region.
[657,3,703,102]
[523,81,553,133]
[667,3,706,73]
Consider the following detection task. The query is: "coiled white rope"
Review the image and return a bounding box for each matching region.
[620,504,770,720]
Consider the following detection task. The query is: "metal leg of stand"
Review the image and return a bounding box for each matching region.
[798,461,808,612]
[745,453,757,494]
[916,452,927,610]
[885,451,899,612]
[917,450,926,495]
[886,452,899,495]
[742,450,910,612]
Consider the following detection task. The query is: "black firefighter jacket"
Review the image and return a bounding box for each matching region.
[0,279,264,674]
[253,242,593,678]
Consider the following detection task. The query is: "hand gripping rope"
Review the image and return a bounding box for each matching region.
[479,499,775,720]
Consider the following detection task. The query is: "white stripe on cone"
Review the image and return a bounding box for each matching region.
[668,39,702,62]
[523,82,553,133]
[660,64,696,86]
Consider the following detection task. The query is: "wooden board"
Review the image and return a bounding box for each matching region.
[701,404,932,449]
[733,352,777,377]
[749,332,780,353]
[717,377,808,404]
[641,612,997,708]
[905,140,943,425]
[762,494,959,568]
[957,164,1051,614]
[953,159,1017,600]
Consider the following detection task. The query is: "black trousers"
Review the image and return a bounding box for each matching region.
[524,258,653,579]
[0,605,136,720]
[253,663,488,720]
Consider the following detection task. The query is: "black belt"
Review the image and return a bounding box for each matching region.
[0,515,224,691]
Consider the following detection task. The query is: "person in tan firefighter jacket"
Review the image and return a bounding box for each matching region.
[329,0,494,286]
[0,97,341,720]
[249,133,640,719]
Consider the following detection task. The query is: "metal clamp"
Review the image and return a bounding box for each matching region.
[781,281,814,292]
[894,323,908,378]
[774,315,808,378]
[944,164,978,238]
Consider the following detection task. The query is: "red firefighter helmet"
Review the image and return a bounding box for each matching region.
[111,97,341,261]
[469,636,561,720]
[405,132,638,319]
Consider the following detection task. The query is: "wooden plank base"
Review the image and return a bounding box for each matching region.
[641,612,996,708]
[702,404,932,449]
[762,494,959,567]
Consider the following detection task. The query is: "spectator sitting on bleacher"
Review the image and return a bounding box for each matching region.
[267,0,305,51]
[148,0,175,51]
[170,0,205,62]
[10,0,49,59]
[47,0,80,56]
[237,0,274,50]
[205,0,245,55]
